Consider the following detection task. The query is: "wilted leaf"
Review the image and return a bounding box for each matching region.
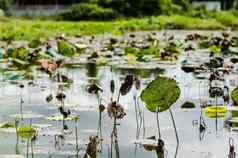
[140,76,180,112]
[120,75,134,95]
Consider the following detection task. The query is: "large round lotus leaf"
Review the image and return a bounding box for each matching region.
[232,87,238,105]
[140,76,181,112]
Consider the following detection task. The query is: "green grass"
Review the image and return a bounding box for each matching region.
[0,13,236,41]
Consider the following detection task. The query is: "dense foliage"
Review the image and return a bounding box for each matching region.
[58,0,190,20]
[0,0,12,11]
[58,3,118,21]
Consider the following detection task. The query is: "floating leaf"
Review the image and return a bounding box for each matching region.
[140,76,180,112]
[204,106,227,118]
[16,47,29,61]
[181,101,196,109]
[57,40,76,57]
[125,47,138,55]
[29,39,42,48]
[17,125,36,139]
[209,45,221,54]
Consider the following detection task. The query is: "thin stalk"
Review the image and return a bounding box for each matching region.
[97,94,102,152]
[75,120,79,158]
[31,140,34,158]
[133,96,139,139]
[169,109,179,158]
[15,119,19,154]
[156,110,161,139]
[20,98,23,121]
[142,111,145,138]
[26,137,29,158]
[115,138,120,158]
[215,96,218,132]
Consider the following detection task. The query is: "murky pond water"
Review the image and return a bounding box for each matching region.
[0,31,238,158]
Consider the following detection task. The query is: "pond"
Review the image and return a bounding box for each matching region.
[0,30,238,158]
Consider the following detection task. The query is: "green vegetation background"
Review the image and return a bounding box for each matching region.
[0,0,238,41]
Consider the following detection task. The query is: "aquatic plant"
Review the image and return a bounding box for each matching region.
[17,125,36,139]
[140,76,181,157]
[232,87,238,106]
[141,76,180,112]
[57,40,76,57]
[181,101,196,109]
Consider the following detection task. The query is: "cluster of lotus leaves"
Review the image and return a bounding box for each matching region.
[140,76,181,112]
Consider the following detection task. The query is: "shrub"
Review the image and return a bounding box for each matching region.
[215,11,238,27]
[0,0,12,11]
[59,3,119,21]
[189,5,211,18]
[173,0,191,12]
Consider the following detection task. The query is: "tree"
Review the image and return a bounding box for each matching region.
[0,0,13,11]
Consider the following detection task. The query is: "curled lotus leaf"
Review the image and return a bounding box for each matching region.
[140,76,180,112]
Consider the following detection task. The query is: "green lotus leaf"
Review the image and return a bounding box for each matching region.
[17,125,36,139]
[29,39,42,48]
[140,76,180,112]
[232,87,238,105]
[57,40,76,57]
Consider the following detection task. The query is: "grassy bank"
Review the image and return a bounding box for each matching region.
[0,13,237,41]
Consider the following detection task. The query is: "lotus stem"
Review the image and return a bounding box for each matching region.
[156,110,161,139]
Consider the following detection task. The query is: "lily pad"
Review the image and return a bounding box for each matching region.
[28,39,42,48]
[181,101,196,109]
[209,45,221,54]
[140,76,181,112]
[57,40,76,57]
[204,106,227,118]
[17,125,36,139]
